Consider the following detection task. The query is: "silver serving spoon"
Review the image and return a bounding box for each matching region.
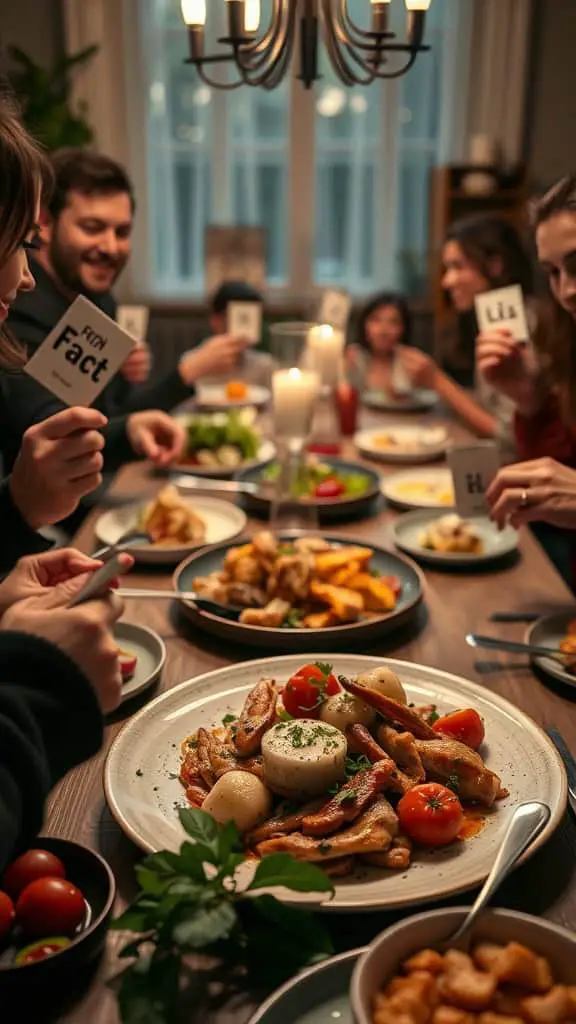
[442,800,550,951]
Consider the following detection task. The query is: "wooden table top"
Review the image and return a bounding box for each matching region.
[48,412,576,1023]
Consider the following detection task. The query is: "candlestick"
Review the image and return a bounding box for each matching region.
[306,324,345,389]
[272,367,320,445]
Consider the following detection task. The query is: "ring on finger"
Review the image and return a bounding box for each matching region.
[520,489,529,508]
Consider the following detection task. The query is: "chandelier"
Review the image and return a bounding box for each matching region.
[180,1,433,90]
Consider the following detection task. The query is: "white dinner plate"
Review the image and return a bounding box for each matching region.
[104,654,565,913]
[382,468,455,510]
[114,621,166,704]
[172,439,276,480]
[95,496,247,564]
[363,389,438,413]
[355,425,448,464]
[525,612,576,689]
[393,510,519,568]
[194,384,271,411]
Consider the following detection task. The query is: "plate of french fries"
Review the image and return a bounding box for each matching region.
[173,530,424,649]
[95,485,247,564]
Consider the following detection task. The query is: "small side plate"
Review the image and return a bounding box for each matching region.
[194,384,271,411]
[393,509,519,568]
[114,622,166,703]
[363,388,437,413]
[247,948,365,1024]
[525,612,576,689]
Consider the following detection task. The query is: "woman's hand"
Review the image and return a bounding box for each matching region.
[1,578,126,713]
[126,410,186,467]
[120,345,151,384]
[476,330,539,412]
[399,347,439,390]
[9,407,107,529]
[0,549,133,619]
[486,457,576,529]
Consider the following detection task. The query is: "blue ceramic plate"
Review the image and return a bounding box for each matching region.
[235,458,382,522]
[247,948,364,1024]
[173,530,424,651]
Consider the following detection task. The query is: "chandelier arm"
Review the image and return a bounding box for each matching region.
[195,64,245,90]
[320,0,376,86]
[237,8,289,74]
[372,51,419,78]
[334,0,389,45]
[239,0,286,56]
[237,4,297,86]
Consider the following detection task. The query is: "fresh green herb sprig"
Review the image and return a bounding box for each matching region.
[112,808,334,1023]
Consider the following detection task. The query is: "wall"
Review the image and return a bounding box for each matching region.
[527,0,576,189]
[1,0,63,67]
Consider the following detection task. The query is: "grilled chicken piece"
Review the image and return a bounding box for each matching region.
[234,678,277,757]
[247,798,325,845]
[240,599,291,628]
[196,727,264,786]
[323,856,356,878]
[340,677,436,739]
[294,536,332,554]
[252,531,279,572]
[415,738,503,806]
[362,833,412,870]
[179,742,212,807]
[377,724,426,782]
[346,724,415,795]
[256,797,399,863]
[267,551,313,603]
[302,762,395,837]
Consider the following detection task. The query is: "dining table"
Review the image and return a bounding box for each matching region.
[47,406,576,1024]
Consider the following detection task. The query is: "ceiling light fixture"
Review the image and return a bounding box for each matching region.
[180,0,433,90]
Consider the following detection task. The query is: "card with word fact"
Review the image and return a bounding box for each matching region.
[474,284,530,343]
[24,294,136,407]
[447,442,501,518]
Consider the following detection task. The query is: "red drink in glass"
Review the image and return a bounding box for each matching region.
[334,381,359,436]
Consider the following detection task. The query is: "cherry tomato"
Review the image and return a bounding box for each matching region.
[380,575,402,598]
[15,937,71,965]
[16,878,86,938]
[3,850,66,900]
[282,663,340,718]
[433,708,485,750]
[314,478,345,499]
[0,891,15,940]
[397,783,464,847]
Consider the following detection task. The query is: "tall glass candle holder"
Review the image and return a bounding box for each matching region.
[270,366,320,533]
[305,324,345,454]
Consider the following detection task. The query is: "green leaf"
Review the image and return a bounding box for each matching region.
[217,819,242,867]
[178,807,220,857]
[171,901,237,950]
[176,841,210,882]
[117,950,180,1024]
[314,662,333,678]
[245,854,334,895]
[118,937,148,960]
[135,866,172,896]
[141,850,182,876]
[112,901,157,934]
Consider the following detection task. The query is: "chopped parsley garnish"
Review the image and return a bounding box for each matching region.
[277,544,297,556]
[277,707,293,722]
[314,662,333,678]
[334,787,359,805]
[222,713,237,727]
[344,753,372,779]
[446,773,460,793]
[427,708,440,725]
[283,608,304,629]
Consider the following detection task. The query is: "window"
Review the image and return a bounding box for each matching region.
[127,0,471,299]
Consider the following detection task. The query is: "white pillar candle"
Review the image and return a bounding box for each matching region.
[306,324,345,388]
[272,367,320,440]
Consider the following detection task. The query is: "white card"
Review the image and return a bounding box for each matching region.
[24,294,136,407]
[474,285,529,343]
[317,290,352,331]
[116,305,149,345]
[390,353,413,396]
[227,302,262,345]
[447,443,501,518]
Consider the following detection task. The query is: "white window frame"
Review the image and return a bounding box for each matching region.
[63,0,533,304]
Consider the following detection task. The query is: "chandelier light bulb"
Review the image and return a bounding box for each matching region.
[405,0,432,9]
[244,0,261,32]
[181,0,206,26]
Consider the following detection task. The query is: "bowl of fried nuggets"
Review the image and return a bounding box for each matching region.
[173,530,424,649]
[351,907,576,1024]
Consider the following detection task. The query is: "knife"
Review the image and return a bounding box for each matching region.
[545,727,576,819]
[466,633,563,660]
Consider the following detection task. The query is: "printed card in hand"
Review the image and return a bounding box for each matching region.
[117,305,150,344]
[317,289,352,331]
[474,285,530,343]
[24,294,136,407]
[447,442,501,518]
[227,301,263,345]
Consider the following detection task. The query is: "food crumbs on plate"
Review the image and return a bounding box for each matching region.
[135,769,143,777]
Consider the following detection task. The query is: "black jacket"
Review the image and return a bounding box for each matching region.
[0,631,102,869]
[0,478,52,576]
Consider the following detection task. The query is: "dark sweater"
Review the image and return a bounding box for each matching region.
[0,631,102,869]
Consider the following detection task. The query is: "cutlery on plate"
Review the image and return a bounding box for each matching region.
[173,476,272,496]
[117,588,242,621]
[489,612,541,623]
[545,728,576,819]
[93,527,152,560]
[466,633,564,660]
[440,801,550,951]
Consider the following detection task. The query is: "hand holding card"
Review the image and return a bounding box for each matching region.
[317,289,352,331]
[227,301,262,345]
[474,285,529,344]
[447,442,501,518]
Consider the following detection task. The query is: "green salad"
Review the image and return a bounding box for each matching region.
[181,409,260,469]
[262,458,370,500]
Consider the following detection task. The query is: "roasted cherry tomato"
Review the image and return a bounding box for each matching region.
[16,878,86,938]
[0,891,15,940]
[282,662,340,718]
[15,936,71,965]
[3,850,66,900]
[397,783,464,847]
[314,478,345,499]
[433,708,485,750]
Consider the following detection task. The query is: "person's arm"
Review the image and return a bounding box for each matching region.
[0,480,52,575]
[0,632,102,868]
[433,369,498,438]
[514,393,576,464]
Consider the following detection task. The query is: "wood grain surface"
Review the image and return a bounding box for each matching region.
[46,410,576,1023]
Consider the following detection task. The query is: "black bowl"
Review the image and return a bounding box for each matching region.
[174,529,424,651]
[0,837,115,1011]
[235,458,382,522]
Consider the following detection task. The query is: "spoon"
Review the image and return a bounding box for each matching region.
[117,588,243,621]
[442,800,550,951]
[466,633,564,661]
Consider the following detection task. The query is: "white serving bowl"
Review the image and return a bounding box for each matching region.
[351,907,576,1024]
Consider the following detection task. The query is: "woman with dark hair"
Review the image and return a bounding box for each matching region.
[480,175,576,584]
[347,291,412,393]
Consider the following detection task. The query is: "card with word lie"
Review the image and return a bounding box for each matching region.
[447,442,501,518]
[24,294,136,407]
[474,284,530,343]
